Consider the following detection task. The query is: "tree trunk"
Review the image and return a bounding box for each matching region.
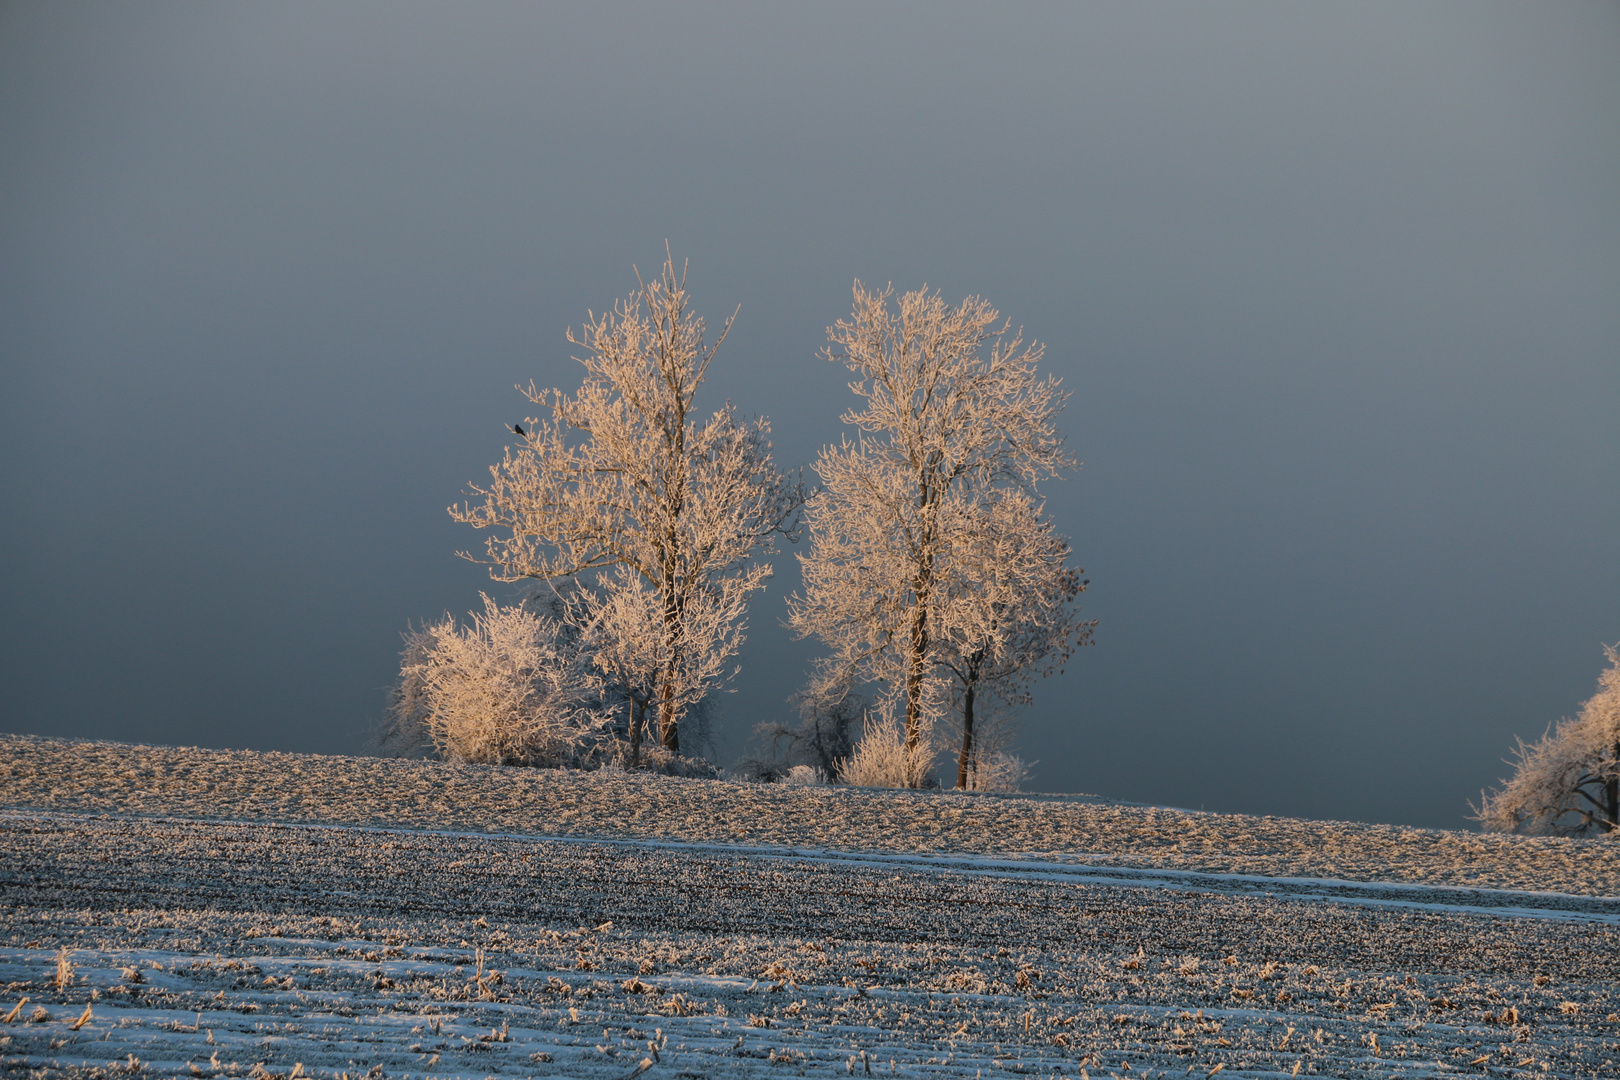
[658,401,688,756]
[658,628,682,753]
[659,689,680,753]
[1607,740,1619,832]
[658,581,684,753]
[903,578,931,756]
[903,470,939,763]
[956,681,976,790]
[629,698,645,768]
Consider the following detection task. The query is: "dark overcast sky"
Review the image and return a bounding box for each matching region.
[2,2,1616,830]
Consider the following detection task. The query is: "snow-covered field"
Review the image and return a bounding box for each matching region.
[2,737,1618,1078]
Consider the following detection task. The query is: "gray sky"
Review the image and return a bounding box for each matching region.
[2,2,1616,830]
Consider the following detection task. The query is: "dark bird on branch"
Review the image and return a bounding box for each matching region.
[512,423,525,437]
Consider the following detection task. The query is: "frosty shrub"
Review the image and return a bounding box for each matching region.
[623,743,722,779]
[839,718,937,789]
[389,594,611,768]
[965,751,1030,794]
[1474,645,1620,837]
[782,764,822,786]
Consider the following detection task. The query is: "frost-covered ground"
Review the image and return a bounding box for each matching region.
[2,737,1618,1079]
[5,736,1618,896]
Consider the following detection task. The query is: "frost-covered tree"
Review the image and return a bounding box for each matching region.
[452,255,803,757]
[933,490,1094,789]
[1475,645,1620,837]
[388,594,611,766]
[571,564,747,766]
[788,284,1075,785]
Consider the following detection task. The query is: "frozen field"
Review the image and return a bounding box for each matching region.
[5,736,1618,896]
[2,737,1618,1079]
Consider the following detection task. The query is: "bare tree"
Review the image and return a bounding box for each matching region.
[388,594,611,767]
[933,490,1094,789]
[452,255,803,759]
[1474,645,1620,836]
[746,691,865,783]
[945,696,1031,793]
[788,283,1075,784]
